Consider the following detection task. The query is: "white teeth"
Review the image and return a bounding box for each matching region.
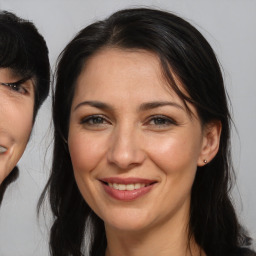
[113,183,119,189]
[0,146,7,153]
[134,183,141,189]
[108,183,148,191]
[126,184,135,191]
[118,184,126,191]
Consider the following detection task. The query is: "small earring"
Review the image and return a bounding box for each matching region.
[203,159,207,164]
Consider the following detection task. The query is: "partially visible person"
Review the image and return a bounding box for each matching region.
[0,11,50,204]
[41,8,255,256]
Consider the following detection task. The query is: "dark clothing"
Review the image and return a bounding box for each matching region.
[236,247,256,256]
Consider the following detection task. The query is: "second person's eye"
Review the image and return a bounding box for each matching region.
[0,76,31,95]
[8,83,27,94]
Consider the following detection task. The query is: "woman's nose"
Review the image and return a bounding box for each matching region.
[107,126,146,170]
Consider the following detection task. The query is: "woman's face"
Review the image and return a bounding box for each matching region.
[68,48,214,233]
[0,68,34,184]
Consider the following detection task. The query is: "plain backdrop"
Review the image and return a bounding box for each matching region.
[0,0,255,255]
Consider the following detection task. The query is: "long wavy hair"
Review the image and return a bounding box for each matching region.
[0,11,50,204]
[40,8,254,256]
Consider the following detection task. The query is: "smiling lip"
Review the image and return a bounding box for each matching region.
[100,177,157,201]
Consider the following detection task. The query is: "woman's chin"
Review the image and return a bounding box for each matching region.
[103,211,154,234]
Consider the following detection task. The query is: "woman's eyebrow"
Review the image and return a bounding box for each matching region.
[138,101,184,111]
[74,100,184,112]
[74,101,114,112]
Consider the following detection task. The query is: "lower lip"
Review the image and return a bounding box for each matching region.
[102,183,155,201]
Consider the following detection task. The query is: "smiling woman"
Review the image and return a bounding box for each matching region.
[40,8,255,256]
[68,48,219,237]
[0,11,50,203]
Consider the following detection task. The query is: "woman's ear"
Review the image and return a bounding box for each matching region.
[197,120,222,166]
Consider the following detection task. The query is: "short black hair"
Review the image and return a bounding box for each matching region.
[0,11,50,117]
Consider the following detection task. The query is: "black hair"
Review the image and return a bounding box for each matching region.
[0,11,50,117]
[40,8,255,256]
[0,11,50,204]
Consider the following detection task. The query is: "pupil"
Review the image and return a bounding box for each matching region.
[155,118,165,124]
[94,117,102,123]
[12,84,18,90]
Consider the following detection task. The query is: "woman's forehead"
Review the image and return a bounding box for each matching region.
[72,48,197,116]
[76,49,172,95]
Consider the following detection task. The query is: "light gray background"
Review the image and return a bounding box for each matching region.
[0,0,255,255]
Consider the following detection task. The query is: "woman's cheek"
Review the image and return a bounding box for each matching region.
[146,134,199,175]
[68,131,106,174]
[11,102,33,156]
[19,108,33,141]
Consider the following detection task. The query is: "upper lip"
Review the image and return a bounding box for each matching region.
[100,177,157,185]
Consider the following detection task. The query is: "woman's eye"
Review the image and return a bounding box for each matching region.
[147,116,177,128]
[80,115,110,128]
[0,82,27,94]
[9,84,27,94]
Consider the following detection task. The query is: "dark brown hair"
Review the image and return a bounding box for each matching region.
[40,8,254,256]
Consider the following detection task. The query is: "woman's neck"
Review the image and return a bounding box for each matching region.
[104,207,204,256]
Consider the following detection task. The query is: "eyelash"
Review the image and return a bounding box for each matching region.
[146,115,177,128]
[80,115,110,126]
[80,114,177,129]
[0,77,30,95]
